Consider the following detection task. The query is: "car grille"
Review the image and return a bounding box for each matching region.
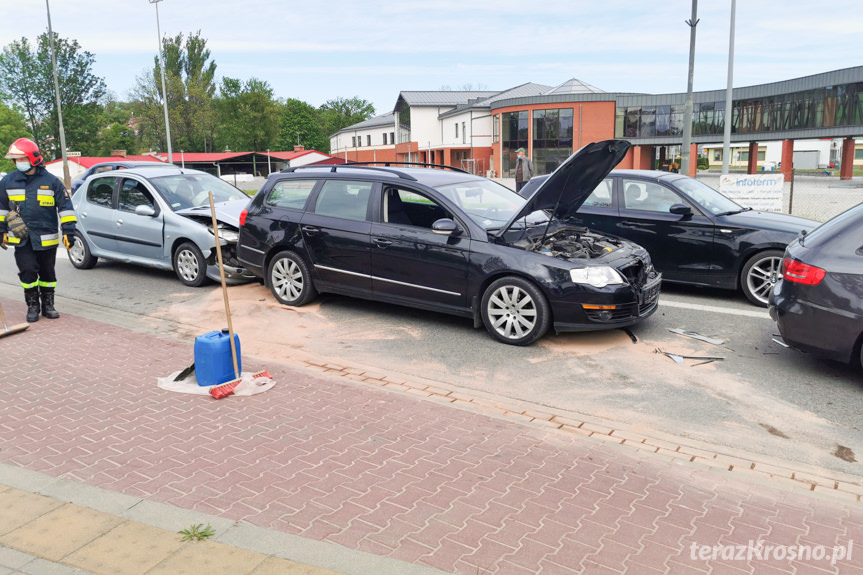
[582,270,661,322]
[618,258,650,288]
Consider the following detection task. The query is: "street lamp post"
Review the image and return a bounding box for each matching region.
[149,0,173,164]
[45,0,70,189]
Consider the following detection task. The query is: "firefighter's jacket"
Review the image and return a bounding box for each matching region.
[0,166,77,249]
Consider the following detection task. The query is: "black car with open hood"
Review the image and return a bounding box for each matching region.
[237,139,660,345]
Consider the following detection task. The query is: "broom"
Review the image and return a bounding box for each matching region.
[0,301,29,338]
[207,191,242,397]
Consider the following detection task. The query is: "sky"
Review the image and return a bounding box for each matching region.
[1,0,861,116]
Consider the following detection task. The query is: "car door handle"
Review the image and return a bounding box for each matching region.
[373,238,392,248]
[116,219,123,226]
[301,225,320,236]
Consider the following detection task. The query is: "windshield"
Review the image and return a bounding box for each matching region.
[150,173,248,210]
[434,178,545,230]
[674,177,743,215]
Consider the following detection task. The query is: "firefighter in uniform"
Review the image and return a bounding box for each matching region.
[0,138,77,322]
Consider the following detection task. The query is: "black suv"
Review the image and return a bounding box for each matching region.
[236,139,661,345]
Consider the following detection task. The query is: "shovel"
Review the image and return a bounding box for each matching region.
[0,301,29,338]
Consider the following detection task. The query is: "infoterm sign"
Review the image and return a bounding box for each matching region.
[719,174,785,213]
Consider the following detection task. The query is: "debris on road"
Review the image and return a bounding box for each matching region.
[655,348,725,366]
[668,328,725,346]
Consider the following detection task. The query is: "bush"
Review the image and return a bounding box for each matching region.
[697,157,710,170]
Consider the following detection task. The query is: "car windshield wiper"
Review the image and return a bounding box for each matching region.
[714,207,751,217]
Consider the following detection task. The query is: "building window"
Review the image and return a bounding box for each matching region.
[382,133,387,145]
[455,123,459,139]
[532,108,574,175]
[462,122,466,144]
[502,111,529,177]
[856,148,863,160]
[367,135,371,146]
[713,150,721,161]
[493,114,499,143]
[351,136,356,147]
[390,132,395,145]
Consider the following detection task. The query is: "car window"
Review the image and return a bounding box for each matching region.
[118,178,155,213]
[86,177,118,207]
[149,173,248,210]
[93,165,116,175]
[267,180,316,210]
[383,187,451,228]
[623,179,684,213]
[583,179,613,208]
[435,179,526,230]
[673,177,741,215]
[313,179,373,221]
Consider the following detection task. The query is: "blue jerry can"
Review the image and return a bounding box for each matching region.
[194,329,241,386]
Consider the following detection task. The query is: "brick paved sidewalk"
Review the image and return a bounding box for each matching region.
[0,297,860,575]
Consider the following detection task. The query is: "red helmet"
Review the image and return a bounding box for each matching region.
[5,138,43,167]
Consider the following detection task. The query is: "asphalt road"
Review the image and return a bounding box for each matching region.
[2,247,861,476]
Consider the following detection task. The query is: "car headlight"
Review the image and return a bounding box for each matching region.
[570,266,625,288]
[209,225,240,243]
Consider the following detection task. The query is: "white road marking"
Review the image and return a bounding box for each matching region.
[659,298,771,319]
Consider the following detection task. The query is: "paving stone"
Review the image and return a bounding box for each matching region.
[144,540,266,575]
[0,504,124,562]
[64,521,185,575]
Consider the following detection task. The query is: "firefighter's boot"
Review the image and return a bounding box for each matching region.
[40,288,59,319]
[24,289,40,323]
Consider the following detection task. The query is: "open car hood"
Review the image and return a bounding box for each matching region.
[174,198,248,227]
[497,139,631,237]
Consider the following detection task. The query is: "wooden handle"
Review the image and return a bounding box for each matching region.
[208,192,239,379]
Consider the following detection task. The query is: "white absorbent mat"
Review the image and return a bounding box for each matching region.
[157,369,276,396]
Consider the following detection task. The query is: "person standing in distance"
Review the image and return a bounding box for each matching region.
[0,138,77,322]
[514,147,534,193]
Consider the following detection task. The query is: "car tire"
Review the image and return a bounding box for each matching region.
[173,242,208,287]
[480,276,550,346]
[741,249,784,307]
[267,251,317,306]
[67,232,98,269]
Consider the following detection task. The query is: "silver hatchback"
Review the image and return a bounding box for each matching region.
[68,166,255,286]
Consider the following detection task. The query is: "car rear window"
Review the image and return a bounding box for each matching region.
[313,180,373,221]
[267,180,316,210]
[87,177,118,207]
[800,202,863,248]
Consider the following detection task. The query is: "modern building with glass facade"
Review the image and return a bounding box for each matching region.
[329,66,863,181]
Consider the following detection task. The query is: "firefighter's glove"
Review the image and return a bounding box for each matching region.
[1,233,7,250]
[63,234,73,250]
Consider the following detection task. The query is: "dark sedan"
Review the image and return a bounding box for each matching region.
[769,203,863,367]
[521,170,817,306]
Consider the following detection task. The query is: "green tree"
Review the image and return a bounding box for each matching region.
[96,99,139,156]
[215,77,281,159]
[0,33,106,159]
[0,99,28,172]
[132,31,216,153]
[278,98,329,153]
[319,96,375,138]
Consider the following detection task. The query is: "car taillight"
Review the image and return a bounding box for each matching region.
[782,256,825,285]
[239,209,247,227]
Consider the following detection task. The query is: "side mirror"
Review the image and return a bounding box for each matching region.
[669,203,692,217]
[432,218,459,236]
[135,205,157,217]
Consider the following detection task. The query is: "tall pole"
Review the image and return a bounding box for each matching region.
[150,0,173,164]
[721,0,736,174]
[680,0,698,176]
[45,0,70,189]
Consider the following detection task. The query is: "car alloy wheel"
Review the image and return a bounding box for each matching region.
[268,251,316,306]
[481,276,550,345]
[173,242,208,287]
[741,249,784,307]
[67,233,98,269]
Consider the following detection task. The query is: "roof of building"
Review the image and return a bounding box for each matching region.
[544,78,606,95]
[395,91,499,110]
[438,83,554,119]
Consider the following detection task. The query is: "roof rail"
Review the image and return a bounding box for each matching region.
[347,161,470,174]
[279,164,418,181]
